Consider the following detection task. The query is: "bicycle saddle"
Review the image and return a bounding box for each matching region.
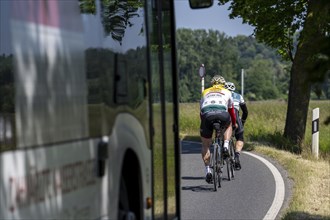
[212,121,222,131]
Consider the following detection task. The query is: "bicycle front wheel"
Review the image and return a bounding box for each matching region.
[226,157,232,181]
[229,139,235,179]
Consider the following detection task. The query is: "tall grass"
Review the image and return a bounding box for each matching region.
[255,145,330,219]
[179,103,200,139]
[245,100,330,157]
[179,100,330,157]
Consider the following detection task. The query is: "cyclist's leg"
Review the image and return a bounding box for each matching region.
[220,112,232,153]
[200,114,213,182]
[235,139,244,152]
[234,140,243,170]
[234,110,244,150]
[201,137,212,166]
[223,124,232,143]
[234,120,244,170]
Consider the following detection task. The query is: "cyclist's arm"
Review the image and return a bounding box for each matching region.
[239,102,248,123]
[229,104,236,126]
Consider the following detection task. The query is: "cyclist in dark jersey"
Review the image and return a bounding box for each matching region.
[225,82,248,170]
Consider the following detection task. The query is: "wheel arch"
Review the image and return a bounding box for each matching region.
[118,148,143,220]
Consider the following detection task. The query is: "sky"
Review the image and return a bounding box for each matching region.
[0,1,255,55]
[174,1,254,37]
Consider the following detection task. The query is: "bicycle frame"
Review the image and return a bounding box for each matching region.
[210,122,235,191]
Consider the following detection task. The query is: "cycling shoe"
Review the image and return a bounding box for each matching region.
[205,172,212,183]
[223,147,229,158]
[234,156,241,170]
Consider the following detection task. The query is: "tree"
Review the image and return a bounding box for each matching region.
[245,59,279,100]
[176,29,287,102]
[218,0,330,151]
[179,75,192,102]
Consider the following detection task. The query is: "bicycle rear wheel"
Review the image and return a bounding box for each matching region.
[216,146,222,188]
[212,144,218,191]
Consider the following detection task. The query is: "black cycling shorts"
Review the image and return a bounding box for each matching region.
[200,110,231,139]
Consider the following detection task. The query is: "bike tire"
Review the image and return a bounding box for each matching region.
[229,140,235,179]
[210,150,214,185]
[212,144,218,191]
[217,146,222,188]
[226,157,231,181]
[230,160,235,179]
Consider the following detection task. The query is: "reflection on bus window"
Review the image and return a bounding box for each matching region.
[81,0,149,138]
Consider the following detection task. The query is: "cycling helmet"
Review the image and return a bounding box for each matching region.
[211,75,226,86]
[225,82,236,91]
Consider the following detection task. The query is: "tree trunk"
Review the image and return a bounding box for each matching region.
[284,49,311,153]
[284,0,323,152]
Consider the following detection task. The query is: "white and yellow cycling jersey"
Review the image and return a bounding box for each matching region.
[200,85,233,114]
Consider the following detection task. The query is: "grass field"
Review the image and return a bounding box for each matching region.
[179,100,330,219]
[180,100,330,157]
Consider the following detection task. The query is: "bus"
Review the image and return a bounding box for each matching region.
[0,0,212,219]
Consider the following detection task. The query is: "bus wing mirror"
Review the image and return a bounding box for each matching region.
[189,0,213,9]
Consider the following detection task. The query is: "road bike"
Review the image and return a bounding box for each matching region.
[210,122,236,191]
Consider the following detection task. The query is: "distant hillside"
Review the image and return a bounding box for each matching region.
[176,28,330,102]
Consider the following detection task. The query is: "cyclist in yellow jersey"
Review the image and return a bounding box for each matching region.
[200,75,237,183]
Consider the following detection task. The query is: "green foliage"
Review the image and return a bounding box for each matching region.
[176,29,292,102]
[217,0,330,77]
[79,0,96,14]
[179,75,193,102]
[218,0,308,61]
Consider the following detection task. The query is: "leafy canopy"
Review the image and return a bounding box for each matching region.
[218,0,308,61]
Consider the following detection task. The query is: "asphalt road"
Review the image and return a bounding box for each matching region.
[181,141,286,220]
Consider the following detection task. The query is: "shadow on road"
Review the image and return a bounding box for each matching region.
[181,176,231,192]
[182,176,204,180]
[181,141,201,154]
[181,185,214,192]
[283,211,326,220]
